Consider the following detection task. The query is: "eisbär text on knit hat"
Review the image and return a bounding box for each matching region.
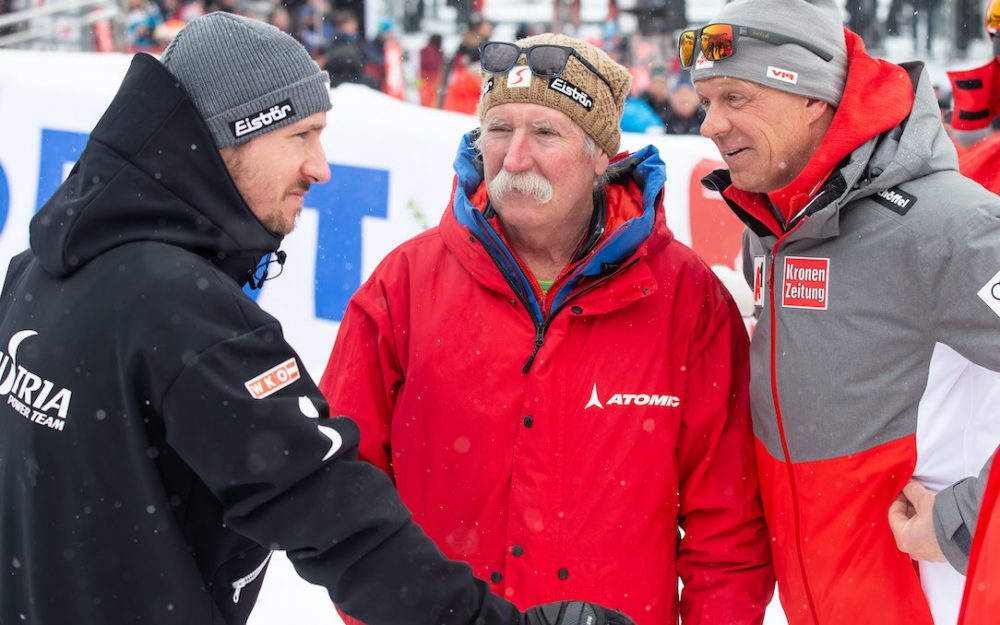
[160,12,332,149]
[477,33,632,157]
[690,0,848,107]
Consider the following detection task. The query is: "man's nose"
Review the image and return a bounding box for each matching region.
[304,143,331,184]
[699,105,730,140]
[502,129,534,174]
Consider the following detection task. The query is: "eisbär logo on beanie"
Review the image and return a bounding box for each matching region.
[232,100,296,139]
[161,12,332,148]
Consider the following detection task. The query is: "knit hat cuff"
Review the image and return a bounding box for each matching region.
[206,71,331,148]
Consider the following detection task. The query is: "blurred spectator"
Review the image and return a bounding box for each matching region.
[295,2,332,54]
[441,53,481,114]
[621,96,665,133]
[365,17,406,99]
[125,0,164,52]
[457,15,492,63]
[419,33,445,107]
[660,77,704,135]
[319,10,374,88]
[638,68,671,122]
[514,21,543,41]
[267,5,291,34]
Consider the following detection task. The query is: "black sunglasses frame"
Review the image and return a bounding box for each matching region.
[479,41,616,100]
[678,23,834,69]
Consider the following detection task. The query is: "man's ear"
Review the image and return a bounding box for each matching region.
[805,97,834,125]
[594,150,610,177]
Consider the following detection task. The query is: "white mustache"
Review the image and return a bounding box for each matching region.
[488,170,554,204]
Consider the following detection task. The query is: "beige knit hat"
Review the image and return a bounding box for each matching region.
[477,33,632,157]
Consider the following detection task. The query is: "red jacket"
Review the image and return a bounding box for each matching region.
[320,138,774,625]
[320,140,773,625]
[959,452,1000,625]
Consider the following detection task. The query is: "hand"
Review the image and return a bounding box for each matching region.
[524,601,635,625]
[887,479,947,563]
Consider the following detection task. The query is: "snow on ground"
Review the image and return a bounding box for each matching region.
[248,551,790,625]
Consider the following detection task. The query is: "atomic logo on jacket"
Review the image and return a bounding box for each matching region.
[584,383,681,410]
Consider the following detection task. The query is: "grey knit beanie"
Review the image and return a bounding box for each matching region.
[690,0,848,107]
[161,12,332,148]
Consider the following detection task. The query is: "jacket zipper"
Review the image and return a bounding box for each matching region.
[768,225,821,625]
[521,259,640,373]
[231,552,272,603]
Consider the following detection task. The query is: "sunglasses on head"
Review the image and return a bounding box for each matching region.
[678,23,833,69]
[479,41,615,100]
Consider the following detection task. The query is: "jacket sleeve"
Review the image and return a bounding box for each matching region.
[158,315,516,625]
[318,270,403,479]
[675,270,775,624]
[934,452,995,574]
[921,188,1000,574]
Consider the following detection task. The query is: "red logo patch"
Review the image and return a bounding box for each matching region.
[782,256,829,310]
[753,256,766,308]
[244,357,300,399]
[767,66,799,84]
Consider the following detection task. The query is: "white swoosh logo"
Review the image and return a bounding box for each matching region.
[0,329,37,395]
[298,395,319,418]
[317,425,342,461]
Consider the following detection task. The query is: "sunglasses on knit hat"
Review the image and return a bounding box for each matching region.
[479,41,615,99]
[678,23,833,69]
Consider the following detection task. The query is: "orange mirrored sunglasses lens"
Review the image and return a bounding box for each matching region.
[679,31,696,67]
[701,24,734,61]
[988,0,1000,34]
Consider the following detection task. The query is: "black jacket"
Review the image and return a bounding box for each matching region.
[0,54,516,625]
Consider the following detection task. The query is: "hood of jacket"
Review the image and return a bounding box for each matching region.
[443,130,671,323]
[704,30,959,241]
[29,53,281,283]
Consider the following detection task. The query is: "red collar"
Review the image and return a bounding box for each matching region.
[758,29,915,231]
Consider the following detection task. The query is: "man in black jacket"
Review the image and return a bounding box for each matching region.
[0,12,632,625]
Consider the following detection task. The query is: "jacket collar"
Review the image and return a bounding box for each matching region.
[704,30,921,240]
[442,133,670,321]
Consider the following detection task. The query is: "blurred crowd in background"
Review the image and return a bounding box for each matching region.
[1,0,997,143]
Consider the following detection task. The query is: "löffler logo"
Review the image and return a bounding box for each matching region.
[782,256,830,310]
[0,330,73,431]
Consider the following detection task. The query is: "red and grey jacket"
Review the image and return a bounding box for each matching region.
[959,450,1000,625]
[320,136,775,625]
[704,31,1000,625]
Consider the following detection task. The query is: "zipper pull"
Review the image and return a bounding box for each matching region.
[521,325,546,373]
[232,552,273,603]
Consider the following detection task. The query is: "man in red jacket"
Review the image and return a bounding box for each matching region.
[321,32,774,625]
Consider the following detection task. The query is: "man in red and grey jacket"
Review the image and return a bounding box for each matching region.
[321,32,774,625]
[686,0,1000,623]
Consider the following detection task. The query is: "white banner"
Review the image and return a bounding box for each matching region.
[0,49,747,378]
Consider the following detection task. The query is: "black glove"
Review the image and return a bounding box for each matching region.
[523,601,634,625]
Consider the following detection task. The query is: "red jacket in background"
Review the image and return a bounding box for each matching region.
[959,451,1000,625]
[320,137,774,625]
